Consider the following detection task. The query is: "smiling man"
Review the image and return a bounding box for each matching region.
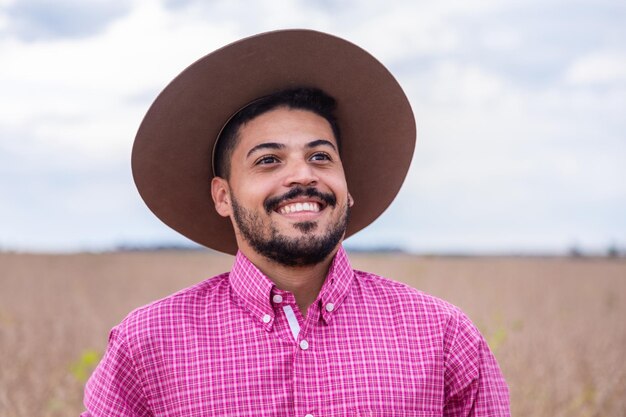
[82,30,510,416]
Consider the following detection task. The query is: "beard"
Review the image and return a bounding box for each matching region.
[231,187,349,267]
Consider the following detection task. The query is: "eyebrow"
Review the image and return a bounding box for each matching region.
[306,139,337,152]
[246,142,285,159]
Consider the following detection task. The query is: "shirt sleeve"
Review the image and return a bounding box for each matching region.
[82,324,151,417]
[443,310,510,417]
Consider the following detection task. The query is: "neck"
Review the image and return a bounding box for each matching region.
[241,247,339,317]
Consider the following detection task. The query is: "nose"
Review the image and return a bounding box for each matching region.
[283,159,319,187]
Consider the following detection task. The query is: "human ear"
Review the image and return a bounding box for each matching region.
[348,192,355,207]
[211,177,232,217]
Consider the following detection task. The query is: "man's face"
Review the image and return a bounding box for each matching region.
[212,107,352,267]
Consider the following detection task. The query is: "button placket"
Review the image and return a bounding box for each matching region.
[294,335,317,417]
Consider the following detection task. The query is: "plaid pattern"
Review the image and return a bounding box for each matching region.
[83,246,509,416]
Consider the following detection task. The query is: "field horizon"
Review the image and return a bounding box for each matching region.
[1,251,624,416]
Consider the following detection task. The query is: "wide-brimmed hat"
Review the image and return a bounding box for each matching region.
[132,29,416,255]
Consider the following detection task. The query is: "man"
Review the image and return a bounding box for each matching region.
[83,30,509,416]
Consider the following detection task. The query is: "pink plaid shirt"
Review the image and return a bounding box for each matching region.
[83,246,509,416]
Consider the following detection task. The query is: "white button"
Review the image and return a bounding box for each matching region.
[262,314,271,323]
[325,303,335,312]
[272,294,283,303]
[305,414,314,417]
[299,340,309,350]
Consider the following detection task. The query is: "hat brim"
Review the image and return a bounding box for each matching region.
[132,29,416,255]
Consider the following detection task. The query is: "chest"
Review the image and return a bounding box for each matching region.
[138,302,445,416]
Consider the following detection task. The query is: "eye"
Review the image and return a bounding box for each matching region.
[310,152,331,162]
[255,155,280,165]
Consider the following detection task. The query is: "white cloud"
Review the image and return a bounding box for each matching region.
[564,50,626,85]
[480,25,523,51]
[0,1,242,159]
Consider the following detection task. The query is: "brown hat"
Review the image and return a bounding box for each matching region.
[132,29,416,254]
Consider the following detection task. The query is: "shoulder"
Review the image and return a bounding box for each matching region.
[116,272,230,338]
[353,269,463,319]
[351,269,483,343]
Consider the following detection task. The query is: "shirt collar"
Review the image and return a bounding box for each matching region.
[229,251,276,330]
[228,246,354,327]
[316,246,354,324]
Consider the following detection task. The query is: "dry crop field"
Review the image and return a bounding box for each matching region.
[0,251,624,416]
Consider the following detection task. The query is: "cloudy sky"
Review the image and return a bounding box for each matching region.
[1,0,624,254]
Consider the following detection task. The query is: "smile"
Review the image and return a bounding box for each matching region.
[278,202,321,214]
[264,186,336,215]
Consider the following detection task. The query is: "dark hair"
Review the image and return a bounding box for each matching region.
[213,87,341,179]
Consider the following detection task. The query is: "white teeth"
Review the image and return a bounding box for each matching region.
[279,202,320,214]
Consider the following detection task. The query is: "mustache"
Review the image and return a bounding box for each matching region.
[264,187,337,213]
